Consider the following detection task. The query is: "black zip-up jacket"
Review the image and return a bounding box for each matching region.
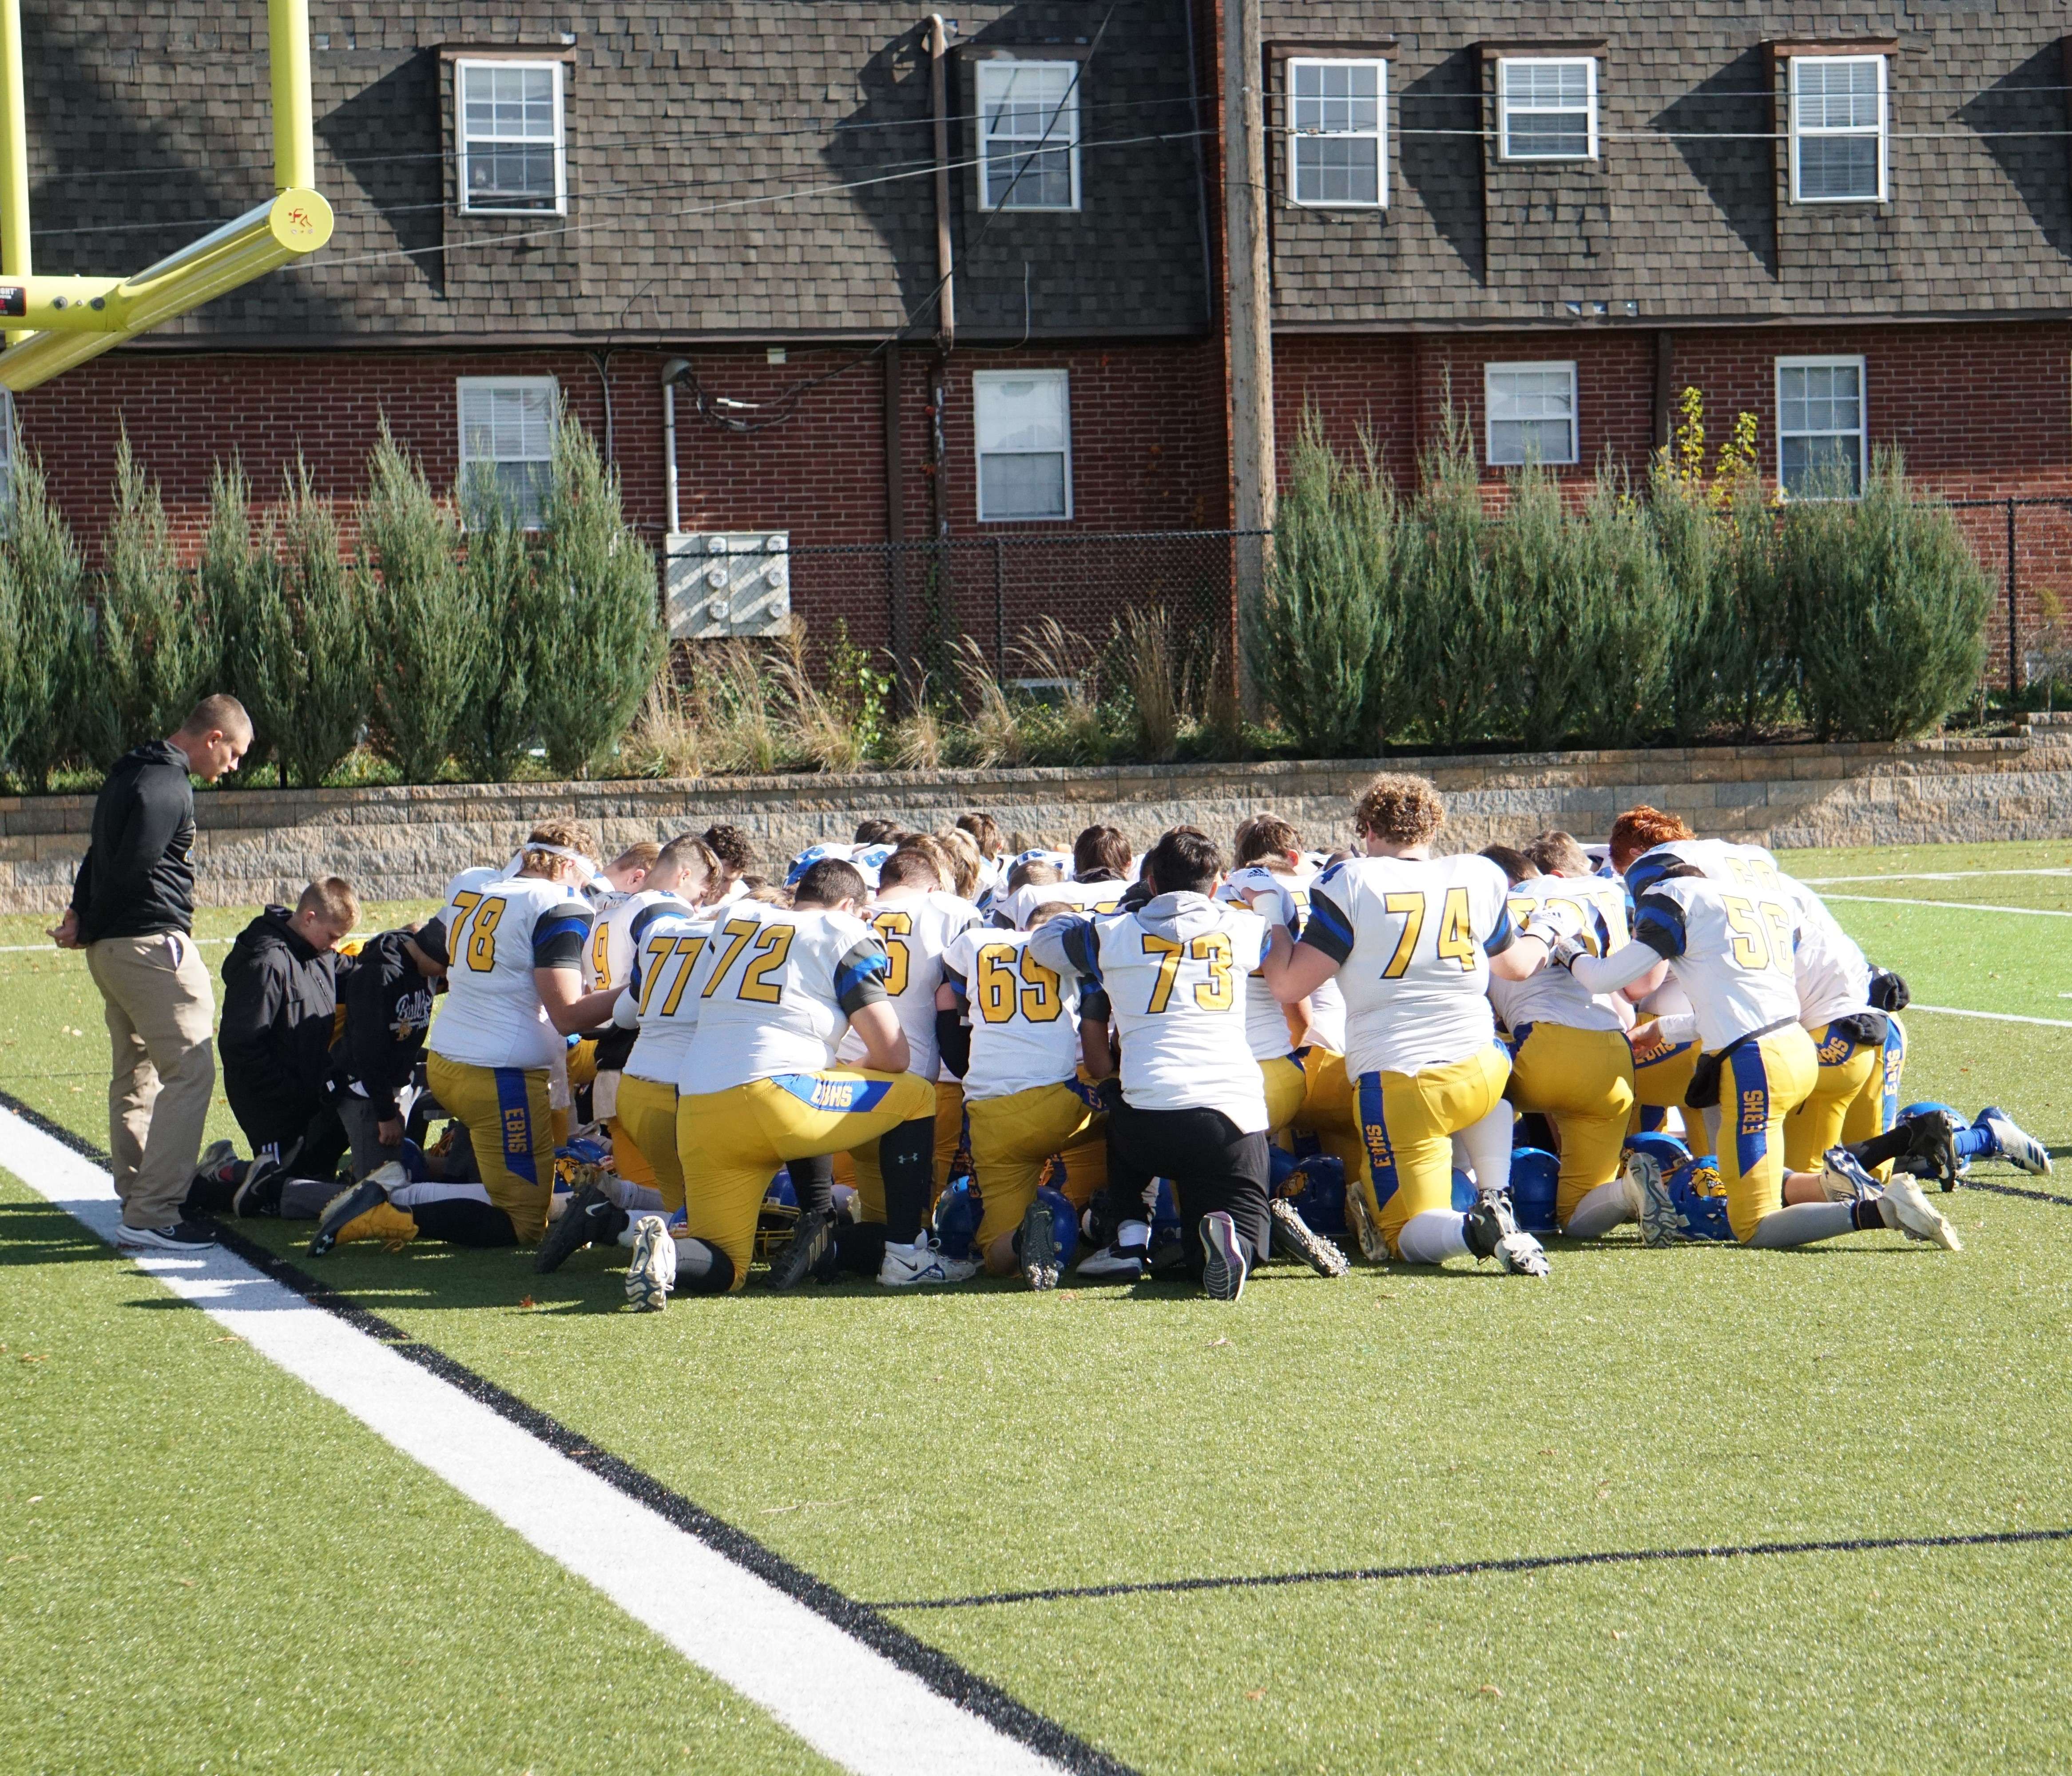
[69,740,197,944]
[218,907,341,1146]
[328,930,437,1122]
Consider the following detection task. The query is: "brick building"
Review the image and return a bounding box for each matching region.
[11,2,2072,671]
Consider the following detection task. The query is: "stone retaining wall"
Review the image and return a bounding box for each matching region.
[5,732,2070,912]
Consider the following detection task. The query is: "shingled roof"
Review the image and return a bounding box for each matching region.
[1263,1,2072,328]
[24,0,1211,345]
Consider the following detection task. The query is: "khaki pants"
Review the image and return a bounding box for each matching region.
[86,932,217,1230]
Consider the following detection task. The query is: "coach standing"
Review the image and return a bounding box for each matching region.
[49,696,252,1250]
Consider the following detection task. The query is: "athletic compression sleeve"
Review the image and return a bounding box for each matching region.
[1567,941,1665,997]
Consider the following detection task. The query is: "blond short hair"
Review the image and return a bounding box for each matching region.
[931,827,985,899]
[520,819,600,879]
[1524,830,1592,877]
[609,840,662,873]
[297,876,360,930]
[1352,773,1447,847]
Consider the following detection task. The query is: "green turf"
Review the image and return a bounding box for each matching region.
[6,855,2072,1772]
[0,1171,839,1776]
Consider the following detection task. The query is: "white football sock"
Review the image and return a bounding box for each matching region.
[1700,1106,1723,1152]
[389,1179,494,1210]
[1396,1208,1471,1264]
[1748,1201,1856,1248]
[1452,1098,1515,1198]
[1564,1179,1635,1241]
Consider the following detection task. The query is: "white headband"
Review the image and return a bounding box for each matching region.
[515,840,602,881]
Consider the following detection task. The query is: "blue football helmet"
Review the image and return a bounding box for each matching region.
[933,1176,984,1260]
[1032,1185,1080,1270]
[1507,1147,1560,1236]
[1665,1153,1735,1242]
[1277,1152,1347,1241]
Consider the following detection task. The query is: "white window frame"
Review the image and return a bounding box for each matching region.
[1286,57,1388,209]
[1775,355,1868,500]
[973,368,1073,523]
[1790,54,1888,204]
[975,59,1082,213]
[456,375,560,528]
[1496,56,1599,161]
[454,57,568,216]
[1484,361,1579,467]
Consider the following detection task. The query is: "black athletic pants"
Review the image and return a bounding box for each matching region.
[1104,1100,1270,1285]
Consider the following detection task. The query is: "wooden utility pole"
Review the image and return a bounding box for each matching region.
[1223,0,1273,708]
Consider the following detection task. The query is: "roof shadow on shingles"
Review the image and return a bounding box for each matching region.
[820,21,944,332]
[316,51,447,299]
[1959,41,2072,261]
[1397,46,1485,285]
[1651,44,1776,281]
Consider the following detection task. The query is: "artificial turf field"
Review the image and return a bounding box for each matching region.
[5,840,2072,1774]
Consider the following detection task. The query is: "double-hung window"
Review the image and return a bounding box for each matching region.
[974,370,1072,521]
[1496,57,1597,159]
[1790,55,1886,202]
[456,59,566,214]
[1776,357,1866,498]
[977,60,1080,211]
[1288,58,1386,207]
[1485,362,1578,467]
[458,376,558,527]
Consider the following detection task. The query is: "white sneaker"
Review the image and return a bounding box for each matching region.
[878,1234,979,1287]
[1877,1174,1962,1252]
[1981,1112,2053,1177]
[626,1215,677,1310]
[1076,1219,1149,1281]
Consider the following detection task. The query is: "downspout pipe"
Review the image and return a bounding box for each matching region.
[661,357,687,536]
[0,0,28,345]
[929,14,954,350]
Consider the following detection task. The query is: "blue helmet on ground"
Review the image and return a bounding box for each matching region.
[1624,1130,1693,1173]
[1275,1152,1347,1241]
[1507,1147,1560,1235]
[933,1176,984,1261]
[1032,1185,1081,1269]
[1665,1153,1735,1242]
[1450,1168,1477,1213]
[1900,1101,1962,1124]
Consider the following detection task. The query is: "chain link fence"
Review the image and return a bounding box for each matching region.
[782,529,1254,682]
[1947,498,2072,693]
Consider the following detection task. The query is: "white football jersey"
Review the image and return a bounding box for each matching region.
[1302,853,1514,1078]
[1488,872,1635,1036]
[442,863,504,905]
[1032,892,1270,1131]
[1631,873,1803,1051]
[427,875,592,1070]
[586,886,680,993]
[616,900,715,1085]
[1782,874,1872,1029]
[1626,837,1781,900]
[996,874,1131,931]
[681,901,891,1093]
[941,925,1088,1100]
[1216,866,1302,1061]
[836,890,982,1078]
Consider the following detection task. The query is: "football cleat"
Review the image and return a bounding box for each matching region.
[1199,1209,1248,1302]
[1623,1148,1679,1249]
[307,1179,389,1256]
[1877,1174,1962,1252]
[625,1215,677,1310]
[1977,1109,2053,1178]
[1076,1221,1149,1282]
[232,1149,286,1218]
[533,1184,629,1274]
[1902,1109,1963,1193]
[1464,1193,1551,1277]
[766,1206,839,1291]
[314,1190,418,1254]
[1019,1196,1060,1291]
[1343,1179,1389,1263]
[878,1234,979,1288]
[1820,1147,1881,1203]
[1268,1197,1350,1277]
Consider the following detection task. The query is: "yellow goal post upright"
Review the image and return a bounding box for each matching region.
[0,0,333,390]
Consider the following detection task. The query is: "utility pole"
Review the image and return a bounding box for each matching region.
[1223,0,1273,710]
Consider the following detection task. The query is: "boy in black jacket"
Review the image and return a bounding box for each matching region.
[218,879,358,1164]
[325,926,444,1178]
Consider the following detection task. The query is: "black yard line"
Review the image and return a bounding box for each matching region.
[872,1526,2072,1612]
[0,1088,1137,1776]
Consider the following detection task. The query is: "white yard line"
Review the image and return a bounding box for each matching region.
[1802,869,2072,884]
[1909,1005,2072,1030]
[1820,894,2072,918]
[0,1107,1068,1776]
